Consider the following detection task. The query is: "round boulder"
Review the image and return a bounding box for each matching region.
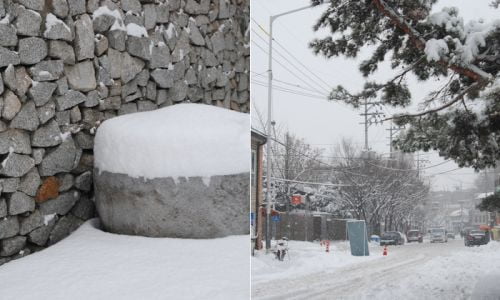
[94,104,249,238]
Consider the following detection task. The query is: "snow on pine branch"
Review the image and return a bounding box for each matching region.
[424,38,449,62]
[427,7,500,65]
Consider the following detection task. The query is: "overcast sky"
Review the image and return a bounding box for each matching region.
[250,0,499,191]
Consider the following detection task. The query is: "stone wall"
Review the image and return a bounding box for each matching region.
[0,0,249,265]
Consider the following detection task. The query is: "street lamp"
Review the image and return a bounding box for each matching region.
[264,3,319,251]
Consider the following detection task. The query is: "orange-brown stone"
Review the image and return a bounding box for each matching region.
[35,177,60,203]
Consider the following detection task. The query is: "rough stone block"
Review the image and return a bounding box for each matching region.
[0,217,19,239]
[8,192,35,215]
[65,61,97,92]
[39,138,79,176]
[95,172,248,238]
[0,129,31,155]
[18,167,41,197]
[15,8,41,37]
[94,104,249,238]
[19,210,44,235]
[0,153,35,177]
[0,46,20,68]
[48,214,83,245]
[0,236,26,256]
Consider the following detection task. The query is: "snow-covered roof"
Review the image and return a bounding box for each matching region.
[449,209,469,217]
[476,192,494,200]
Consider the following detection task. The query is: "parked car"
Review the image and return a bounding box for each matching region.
[447,232,455,239]
[406,230,423,243]
[430,228,448,243]
[461,227,475,238]
[370,235,380,243]
[380,231,405,246]
[465,230,489,247]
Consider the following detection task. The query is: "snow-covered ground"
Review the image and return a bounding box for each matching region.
[252,238,500,299]
[252,240,382,285]
[0,220,250,300]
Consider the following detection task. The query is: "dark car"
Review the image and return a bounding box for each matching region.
[380,231,405,246]
[465,230,489,246]
[406,230,423,243]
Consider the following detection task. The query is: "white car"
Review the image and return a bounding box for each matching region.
[430,228,448,243]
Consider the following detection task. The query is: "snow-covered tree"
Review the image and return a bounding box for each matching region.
[266,130,325,211]
[270,131,324,184]
[473,169,497,194]
[311,0,500,170]
[477,192,500,212]
[330,139,428,234]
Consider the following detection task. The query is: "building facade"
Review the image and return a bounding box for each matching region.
[251,129,266,251]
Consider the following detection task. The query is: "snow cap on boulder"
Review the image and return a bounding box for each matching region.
[94,103,249,179]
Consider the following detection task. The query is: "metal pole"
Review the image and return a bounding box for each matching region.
[264,3,317,252]
[287,185,291,239]
[388,124,393,158]
[364,98,368,150]
[304,194,309,242]
[285,134,291,238]
[265,14,273,251]
[415,151,420,179]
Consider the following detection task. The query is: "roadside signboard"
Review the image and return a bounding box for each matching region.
[347,220,370,256]
[291,195,302,205]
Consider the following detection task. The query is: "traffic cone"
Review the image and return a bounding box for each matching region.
[383,245,387,256]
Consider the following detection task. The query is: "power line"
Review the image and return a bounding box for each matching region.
[251,29,331,94]
[428,167,463,176]
[252,80,327,100]
[251,40,329,95]
[266,176,351,187]
[365,159,453,172]
[252,29,322,92]
[268,135,370,177]
[270,134,462,180]
[251,17,332,89]
[251,75,326,97]
[251,71,326,95]
[251,17,334,93]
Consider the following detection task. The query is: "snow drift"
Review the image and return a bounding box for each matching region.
[0,220,250,300]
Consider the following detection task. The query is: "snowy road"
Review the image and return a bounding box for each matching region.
[252,239,500,300]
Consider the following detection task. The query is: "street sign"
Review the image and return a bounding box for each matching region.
[291,195,302,205]
[272,215,281,222]
[250,213,255,226]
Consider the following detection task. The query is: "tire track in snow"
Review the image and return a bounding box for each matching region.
[253,241,462,300]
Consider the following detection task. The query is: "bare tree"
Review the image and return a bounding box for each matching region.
[330,139,429,234]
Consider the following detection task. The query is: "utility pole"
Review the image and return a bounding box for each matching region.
[414,152,429,179]
[359,99,384,151]
[284,133,291,239]
[495,165,500,226]
[417,151,420,178]
[387,122,404,158]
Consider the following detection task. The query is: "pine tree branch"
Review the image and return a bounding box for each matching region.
[385,81,482,120]
[371,0,489,82]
